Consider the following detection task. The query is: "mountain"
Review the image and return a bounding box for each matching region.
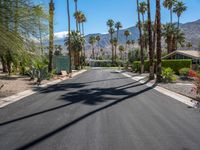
[47,19,200,53]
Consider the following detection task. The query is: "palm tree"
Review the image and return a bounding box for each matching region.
[74,11,83,33]
[74,0,78,31]
[163,23,176,53]
[139,1,148,25]
[107,19,115,64]
[119,45,125,60]
[173,1,187,29]
[96,35,101,58]
[147,0,154,80]
[48,0,54,73]
[163,0,177,24]
[124,30,131,50]
[156,0,162,82]
[137,0,145,74]
[67,0,72,73]
[80,13,86,36]
[113,37,118,61]
[89,35,96,59]
[115,21,123,43]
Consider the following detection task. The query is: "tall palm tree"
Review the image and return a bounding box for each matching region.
[163,0,177,25]
[173,1,187,29]
[139,1,148,25]
[80,13,86,36]
[107,19,115,64]
[96,35,101,57]
[74,11,83,33]
[147,0,154,80]
[156,0,162,82]
[89,35,96,59]
[137,0,145,74]
[48,0,54,73]
[74,0,78,32]
[115,21,123,43]
[113,37,118,61]
[124,30,131,51]
[119,45,125,60]
[67,0,72,74]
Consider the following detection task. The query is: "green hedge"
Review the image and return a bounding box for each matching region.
[132,59,192,74]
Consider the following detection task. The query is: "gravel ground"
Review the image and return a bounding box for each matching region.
[124,71,197,100]
[0,72,64,99]
[158,83,196,99]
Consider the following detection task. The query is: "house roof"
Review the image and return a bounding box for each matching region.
[162,50,200,59]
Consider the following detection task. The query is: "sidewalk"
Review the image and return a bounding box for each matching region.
[0,70,87,108]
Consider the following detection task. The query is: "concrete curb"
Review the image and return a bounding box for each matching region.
[0,70,87,108]
[116,70,198,108]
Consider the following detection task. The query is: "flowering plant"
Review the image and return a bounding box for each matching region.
[189,70,200,96]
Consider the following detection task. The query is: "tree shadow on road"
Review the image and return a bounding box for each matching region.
[13,82,157,150]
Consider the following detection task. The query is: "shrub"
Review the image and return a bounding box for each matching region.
[179,68,190,78]
[132,59,192,74]
[188,69,196,77]
[162,67,177,83]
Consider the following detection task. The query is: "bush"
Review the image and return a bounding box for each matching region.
[162,67,177,83]
[179,68,190,78]
[132,59,192,74]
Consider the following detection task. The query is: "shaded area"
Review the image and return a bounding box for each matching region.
[16,84,156,150]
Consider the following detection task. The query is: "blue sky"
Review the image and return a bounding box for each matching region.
[40,0,200,35]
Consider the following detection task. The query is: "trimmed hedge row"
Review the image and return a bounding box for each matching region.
[132,59,192,74]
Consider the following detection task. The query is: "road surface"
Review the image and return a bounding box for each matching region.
[0,68,200,150]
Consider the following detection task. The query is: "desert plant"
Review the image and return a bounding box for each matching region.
[162,67,177,82]
[179,68,190,78]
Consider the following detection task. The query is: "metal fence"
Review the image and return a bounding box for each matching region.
[53,56,70,74]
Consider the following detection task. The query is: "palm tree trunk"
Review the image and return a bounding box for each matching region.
[170,8,173,25]
[75,0,78,32]
[147,0,154,80]
[111,32,114,64]
[92,45,95,59]
[48,0,54,73]
[137,0,144,74]
[153,16,157,58]
[156,0,162,82]
[67,0,72,73]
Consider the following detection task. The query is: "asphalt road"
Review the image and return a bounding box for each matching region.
[0,68,200,150]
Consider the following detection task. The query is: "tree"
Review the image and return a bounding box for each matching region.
[137,0,145,73]
[48,0,54,73]
[118,45,125,60]
[67,0,72,73]
[156,0,162,82]
[162,23,176,53]
[96,35,101,58]
[147,0,154,80]
[107,19,115,64]
[115,22,122,60]
[173,1,187,29]
[74,0,78,32]
[74,11,83,33]
[163,0,177,24]
[124,30,131,51]
[65,31,84,69]
[139,1,148,25]
[113,38,118,61]
[89,35,96,59]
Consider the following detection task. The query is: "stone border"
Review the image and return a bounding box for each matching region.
[0,70,87,108]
